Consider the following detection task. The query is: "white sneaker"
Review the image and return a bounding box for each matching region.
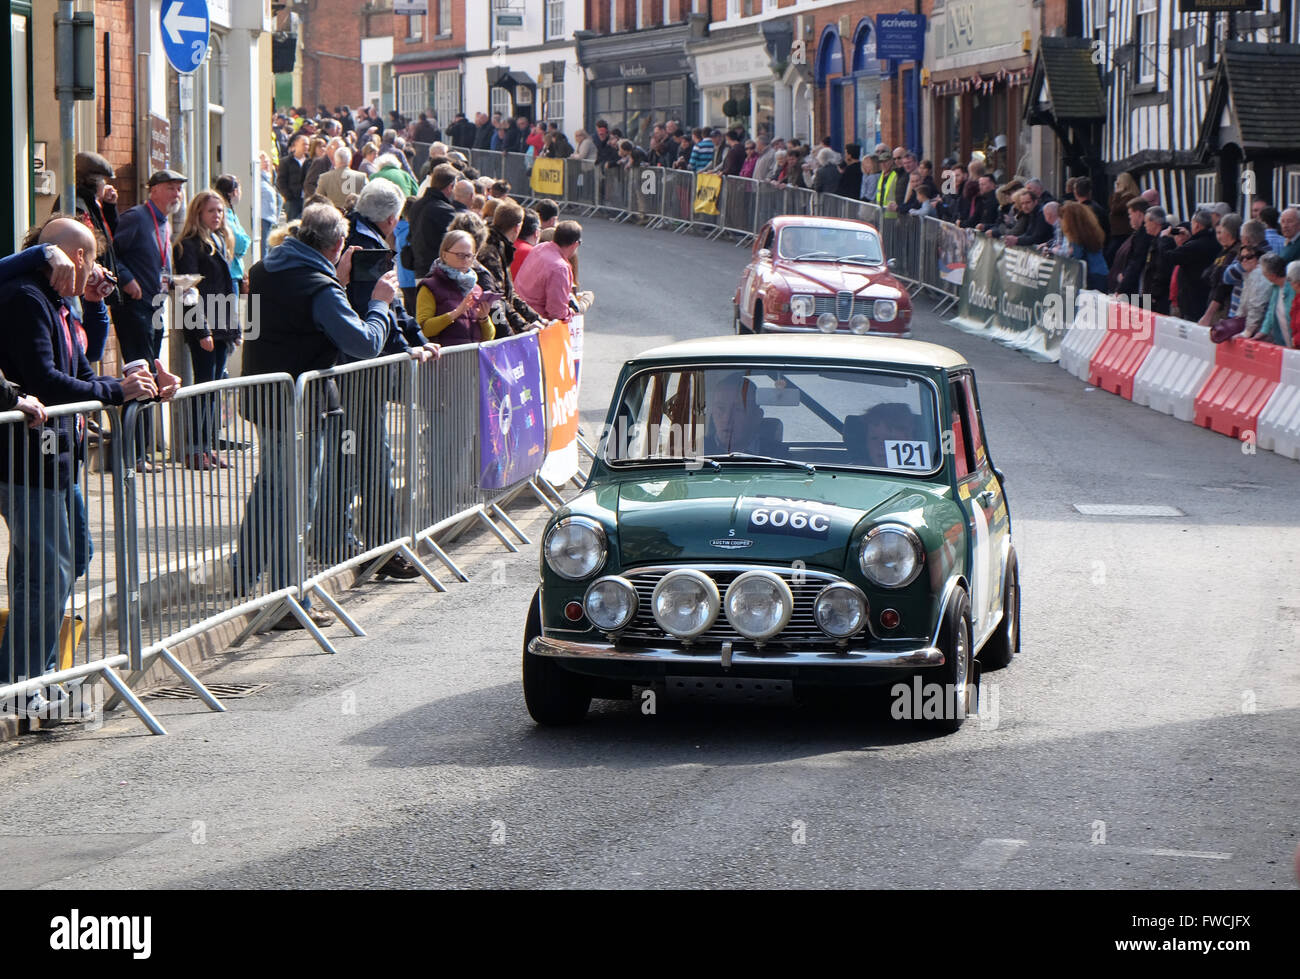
[21,691,52,719]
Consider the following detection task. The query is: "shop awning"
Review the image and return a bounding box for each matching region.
[1196,41,1300,158]
[1024,37,1105,123]
[488,67,536,91]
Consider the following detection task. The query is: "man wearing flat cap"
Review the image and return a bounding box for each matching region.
[111,169,187,469]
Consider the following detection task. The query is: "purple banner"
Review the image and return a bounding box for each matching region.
[478,332,546,489]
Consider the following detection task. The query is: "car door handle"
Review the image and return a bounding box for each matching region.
[977,491,997,507]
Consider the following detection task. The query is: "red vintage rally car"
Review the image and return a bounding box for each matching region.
[733,215,913,337]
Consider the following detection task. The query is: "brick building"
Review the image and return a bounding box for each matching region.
[391,0,463,128]
[296,0,393,115]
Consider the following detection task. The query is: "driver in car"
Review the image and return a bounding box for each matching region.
[859,402,918,468]
[703,373,763,455]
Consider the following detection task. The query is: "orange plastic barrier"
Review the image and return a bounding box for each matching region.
[1087,301,1156,400]
[1193,337,1284,439]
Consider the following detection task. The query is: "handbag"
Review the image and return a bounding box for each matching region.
[1211,316,1245,344]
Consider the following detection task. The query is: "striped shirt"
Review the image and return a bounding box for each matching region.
[689,139,715,172]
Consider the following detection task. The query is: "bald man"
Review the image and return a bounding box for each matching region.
[451,179,475,211]
[0,219,180,712]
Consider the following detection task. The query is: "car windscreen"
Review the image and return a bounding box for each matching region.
[605,366,942,475]
[776,225,884,264]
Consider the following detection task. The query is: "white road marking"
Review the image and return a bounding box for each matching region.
[964,838,1232,869]
[961,838,1026,871]
[1072,504,1186,517]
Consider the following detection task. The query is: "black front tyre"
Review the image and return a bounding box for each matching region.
[522,591,591,725]
[980,552,1019,671]
[919,587,974,734]
[752,301,765,334]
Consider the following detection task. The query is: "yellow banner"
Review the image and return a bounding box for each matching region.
[693,173,722,215]
[530,158,565,197]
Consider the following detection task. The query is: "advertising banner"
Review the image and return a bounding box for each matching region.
[530,157,565,197]
[694,173,723,215]
[948,237,1085,362]
[478,332,546,489]
[537,322,581,486]
[936,221,975,287]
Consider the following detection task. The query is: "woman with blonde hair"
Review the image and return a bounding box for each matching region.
[1108,171,1140,260]
[416,229,494,344]
[173,190,241,469]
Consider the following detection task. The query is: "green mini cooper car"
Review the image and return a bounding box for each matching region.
[523,334,1018,731]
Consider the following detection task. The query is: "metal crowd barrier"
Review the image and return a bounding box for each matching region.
[0,402,162,732]
[502,153,531,203]
[717,175,758,244]
[410,343,489,577]
[661,167,700,233]
[291,353,448,638]
[597,164,630,220]
[469,148,504,182]
[627,165,666,226]
[565,158,600,216]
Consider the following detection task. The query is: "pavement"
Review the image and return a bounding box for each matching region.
[0,216,1296,890]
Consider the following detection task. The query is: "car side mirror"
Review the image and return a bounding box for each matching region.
[994,467,1006,484]
[887,257,897,269]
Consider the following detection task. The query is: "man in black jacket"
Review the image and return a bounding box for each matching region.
[0,219,173,708]
[472,112,495,149]
[1073,177,1109,236]
[836,144,862,199]
[1109,198,1151,294]
[276,134,311,220]
[505,115,531,155]
[446,112,475,148]
[1141,206,1174,314]
[1161,210,1221,321]
[408,164,461,277]
[968,175,1000,231]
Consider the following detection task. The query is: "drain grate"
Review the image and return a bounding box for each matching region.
[147,682,268,701]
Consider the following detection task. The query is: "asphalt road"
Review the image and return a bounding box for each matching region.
[2,218,1297,891]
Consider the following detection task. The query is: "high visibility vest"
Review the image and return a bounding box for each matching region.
[875,168,898,217]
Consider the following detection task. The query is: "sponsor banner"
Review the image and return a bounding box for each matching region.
[537,321,581,486]
[937,221,974,286]
[530,157,564,197]
[694,173,722,215]
[478,332,547,489]
[949,236,1084,363]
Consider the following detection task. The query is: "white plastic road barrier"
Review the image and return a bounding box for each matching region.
[1059,290,1110,381]
[1132,316,1216,421]
[1256,347,1300,459]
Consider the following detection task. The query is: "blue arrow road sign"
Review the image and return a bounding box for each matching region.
[160,0,210,75]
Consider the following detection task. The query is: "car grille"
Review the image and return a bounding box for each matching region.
[620,565,865,647]
[813,293,874,321]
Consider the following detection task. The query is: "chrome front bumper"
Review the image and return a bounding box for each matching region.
[528,635,944,668]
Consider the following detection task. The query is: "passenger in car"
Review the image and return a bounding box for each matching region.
[703,373,764,455]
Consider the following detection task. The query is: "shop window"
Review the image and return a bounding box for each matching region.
[435,70,460,129]
[399,73,429,120]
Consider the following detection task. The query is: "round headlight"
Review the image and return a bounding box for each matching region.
[724,571,794,641]
[859,524,924,588]
[849,313,871,335]
[543,517,607,580]
[816,312,838,333]
[651,569,720,639]
[584,576,638,632]
[814,582,869,638]
[873,299,898,322]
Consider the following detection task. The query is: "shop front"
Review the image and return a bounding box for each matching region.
[688,26,777,139]
[926,0,1032,176]
[577,24,694,147]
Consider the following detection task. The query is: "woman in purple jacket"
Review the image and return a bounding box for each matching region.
[415,230,493,345]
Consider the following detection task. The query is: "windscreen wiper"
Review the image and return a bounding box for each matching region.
[707,452,815,474]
